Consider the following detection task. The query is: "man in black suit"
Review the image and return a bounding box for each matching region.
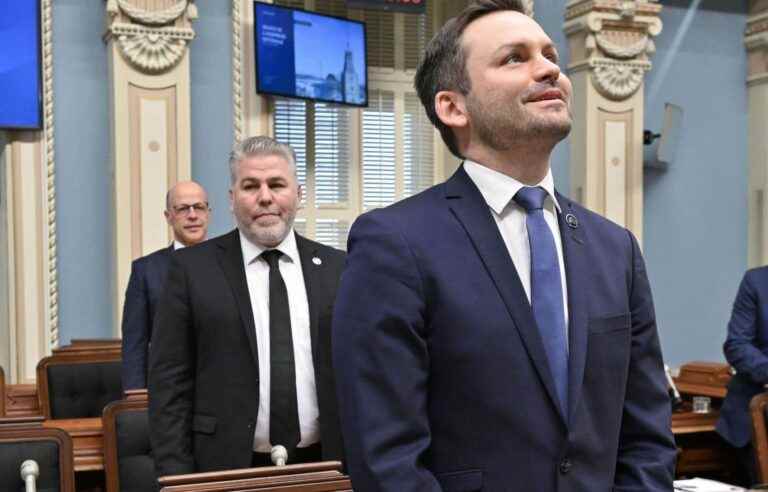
[121,180,210,389]
[148,136,345,477]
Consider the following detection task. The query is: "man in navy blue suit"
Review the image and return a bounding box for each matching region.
[121,180,210,389]
[332,1,676,490]
[717,266,768,485]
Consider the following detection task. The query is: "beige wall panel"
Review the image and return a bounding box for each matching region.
[602,120,627,226]
[110,53,192,330]
[139,97,172,254]
[748,82,768,266]
[8,136,49,382]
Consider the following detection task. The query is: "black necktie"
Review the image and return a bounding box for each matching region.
[262,250,300,453]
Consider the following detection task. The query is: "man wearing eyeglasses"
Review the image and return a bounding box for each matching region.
[121,180,211,390]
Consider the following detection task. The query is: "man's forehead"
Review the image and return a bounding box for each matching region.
[171,184,206,202]
[238,155,293,178]
[461,10,552,56]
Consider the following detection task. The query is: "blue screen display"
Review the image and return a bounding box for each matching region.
[0,0,42,129]
[255,2,367,107]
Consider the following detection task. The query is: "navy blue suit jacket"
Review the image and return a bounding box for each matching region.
[121,245,173,389]
[332,166,676,492]
[717,266,768,447]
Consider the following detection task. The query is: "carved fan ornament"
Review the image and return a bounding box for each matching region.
[107,0,196,74]
[590,59,650,100]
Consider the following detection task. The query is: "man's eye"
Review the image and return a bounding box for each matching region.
[505,53,524,64]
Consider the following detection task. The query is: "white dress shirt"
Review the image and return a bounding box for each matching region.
[463,160,569,331]
[173,240,186,250]
[239,229,320,452]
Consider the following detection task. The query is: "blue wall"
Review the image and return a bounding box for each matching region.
[643,0,748,366]
[53,1,236,342]
[190,1,235,237]
[53,0,112,343]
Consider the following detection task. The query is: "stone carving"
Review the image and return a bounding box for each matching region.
[591,58,650,101]
[565,1,661,101]
[106,0,197,74]
[117,0,189,26]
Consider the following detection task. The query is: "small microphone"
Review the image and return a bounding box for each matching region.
[664,364,684,410]
[271,445,288,466]
[20,460,39,492]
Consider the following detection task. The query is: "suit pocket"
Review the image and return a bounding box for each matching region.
[192,413,217,435]
[435,469,483,492]
[588,313,630,335]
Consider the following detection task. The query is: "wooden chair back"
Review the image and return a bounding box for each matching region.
[750,392,768,483]
[0,416,75,491]
[103,389,152,492]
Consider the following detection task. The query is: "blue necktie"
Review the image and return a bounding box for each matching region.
[514,186,568,416]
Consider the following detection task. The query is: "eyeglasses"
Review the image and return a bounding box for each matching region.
[171,202,210,216]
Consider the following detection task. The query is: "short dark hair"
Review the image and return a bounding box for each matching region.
[414,0,528,158]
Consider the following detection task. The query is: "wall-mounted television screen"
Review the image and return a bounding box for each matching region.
[254,2,368,107]
[0,0,42,130]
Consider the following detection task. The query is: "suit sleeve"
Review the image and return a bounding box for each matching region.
[723,272,768,384]
[332,211,441,492]
[613,230,676,491]
[121,261,150,389]
[148,253,196,478]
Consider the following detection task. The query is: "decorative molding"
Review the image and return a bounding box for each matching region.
[591,58,651,100]
[565,0,661,102]
[232,0,244,143]
[41,0,58,349]
[105,0,197,75]
[116,0,189,25]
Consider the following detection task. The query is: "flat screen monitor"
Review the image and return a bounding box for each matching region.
[0,0,42,130]
[254,2,368,107]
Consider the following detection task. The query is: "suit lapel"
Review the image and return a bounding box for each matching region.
[215,230,260,367]
[555,193,589,426]
[296,233,320,358]
[446,166,566,424]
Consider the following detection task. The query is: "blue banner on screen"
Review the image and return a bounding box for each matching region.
[255,2,368,107]
[0,0,42,129]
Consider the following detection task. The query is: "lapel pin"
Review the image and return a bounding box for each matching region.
[565,213,579,229]
[312,257,322,266]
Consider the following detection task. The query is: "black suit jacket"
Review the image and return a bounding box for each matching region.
[121,245,173,389]
[148,230,346,477]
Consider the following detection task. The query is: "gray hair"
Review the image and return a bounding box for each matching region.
[228,136,298,185]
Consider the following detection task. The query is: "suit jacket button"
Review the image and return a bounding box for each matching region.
[559,458,572,474]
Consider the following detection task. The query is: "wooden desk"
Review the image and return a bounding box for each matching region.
[673,409,737,480]
[43,417,104,472]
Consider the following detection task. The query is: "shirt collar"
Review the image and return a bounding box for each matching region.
[173,240,186,251]
[239,228,299,267]
[463,159,561,215]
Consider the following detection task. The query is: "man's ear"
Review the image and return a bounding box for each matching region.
[229,188,234,212]
[434,90,468,130]
[164,209,171,225]
[297,183,304,209]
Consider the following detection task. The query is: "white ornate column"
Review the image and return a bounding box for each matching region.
[105,0,196,330]
[232,0,272,143]
[564,0,662,244]
[746,1,768,267]
[0,0,58,383]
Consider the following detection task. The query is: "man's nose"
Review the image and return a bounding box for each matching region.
[257,185,273,205]
[533,55,561,84]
